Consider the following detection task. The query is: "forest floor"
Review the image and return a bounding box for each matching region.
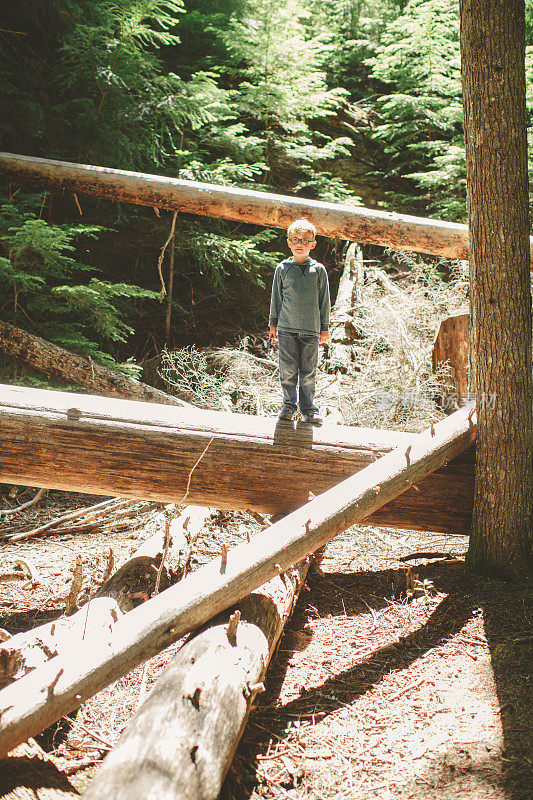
[0,490,531,800]
[0,254,531,799]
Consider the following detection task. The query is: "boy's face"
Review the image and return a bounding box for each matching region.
[287,231,316,262]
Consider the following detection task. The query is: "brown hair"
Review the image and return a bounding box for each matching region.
[287,218,316,239]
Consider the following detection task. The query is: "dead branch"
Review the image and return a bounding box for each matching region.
[0,489,47,518]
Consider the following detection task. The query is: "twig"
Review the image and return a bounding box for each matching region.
[0,488,46,517]
[72,193,83,215]
[386,677,425,702]
[153,437,214,595]
[153,513,173,596]
[399,552,455,562]
[5,498,138,541]
[63,756,103,775]
[180,437,215,506]
[65,717,114,750]
[156,210,178,300]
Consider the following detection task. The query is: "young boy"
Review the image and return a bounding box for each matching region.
[269,219,330,424]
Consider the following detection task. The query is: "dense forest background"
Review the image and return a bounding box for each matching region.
[1,0,532,378]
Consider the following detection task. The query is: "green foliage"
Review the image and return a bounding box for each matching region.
[366,0,464,219]
[1,0,531,372]
[175,225,282,296]
[0,195,159,372]
[207,0,359,203]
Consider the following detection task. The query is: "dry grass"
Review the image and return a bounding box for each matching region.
[159,251,469,431]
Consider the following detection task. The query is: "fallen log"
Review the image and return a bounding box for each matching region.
[0,739,79,799]
[0,506,206,687]
[84,542,310,800]
[0,598,121,690]
[4,152,532,266]
[0,404,476,757]
[0,383,474,534]
[0,321,191,407]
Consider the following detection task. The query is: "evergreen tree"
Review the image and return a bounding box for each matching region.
[366,0,464,219]
[210,0,357,201]
[0,195,159,375]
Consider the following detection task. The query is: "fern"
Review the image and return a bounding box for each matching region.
[0,196,158,371]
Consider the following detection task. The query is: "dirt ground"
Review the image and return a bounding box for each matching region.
[0,490,531,800]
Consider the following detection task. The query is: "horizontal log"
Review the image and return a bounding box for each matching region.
[0,384,474,534]
[0,405,476,758]
[3,152,531,266]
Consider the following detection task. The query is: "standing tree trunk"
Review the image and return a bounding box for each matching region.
[460,0,533,578]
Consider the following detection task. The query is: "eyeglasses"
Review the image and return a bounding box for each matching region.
[288,237,314,244]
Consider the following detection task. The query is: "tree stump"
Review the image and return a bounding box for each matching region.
[432,313,470,407]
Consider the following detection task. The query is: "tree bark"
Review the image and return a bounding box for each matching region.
[0,405,476,758]
[0,383,474,534]
[0,321,191,407]
[84,555,310,800]
[4,151,533,266]
[460,0,533,578]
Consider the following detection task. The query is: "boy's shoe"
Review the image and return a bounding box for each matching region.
[278,409,294,421]
[303,412,323,425]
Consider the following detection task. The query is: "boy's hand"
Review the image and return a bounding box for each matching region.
[269,325,278,343]
[319,331,329,345]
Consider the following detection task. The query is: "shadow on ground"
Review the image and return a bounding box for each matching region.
[222,561,532,800]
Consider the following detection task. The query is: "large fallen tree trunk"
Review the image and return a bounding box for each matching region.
[0,404,476,757]
[0,383,474,534]
[0,321,190,407]
[84,544,310,800]
[4,152,533,266]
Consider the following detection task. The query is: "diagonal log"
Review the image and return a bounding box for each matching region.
[0,321,191,407]
[83,550,310,800]
[0,405,476,758]
[0,383,474,534]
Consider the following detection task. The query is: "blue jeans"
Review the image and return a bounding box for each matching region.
[277,330,319,414]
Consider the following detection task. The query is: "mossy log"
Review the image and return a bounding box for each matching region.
[0,321,191,407]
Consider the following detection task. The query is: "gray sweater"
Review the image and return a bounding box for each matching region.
[269,257,330,335]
